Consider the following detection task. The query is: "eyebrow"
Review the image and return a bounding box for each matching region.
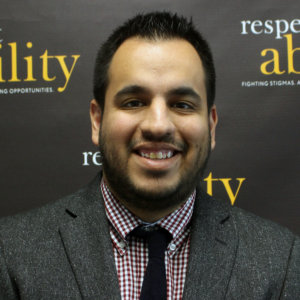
[114,85,201,101]
[166,87,201,102]
[115,85,150,99]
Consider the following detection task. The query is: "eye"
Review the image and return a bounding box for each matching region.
[172,101,194,110]
[122,99,145,108]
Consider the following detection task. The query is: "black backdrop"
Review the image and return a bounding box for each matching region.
[0,0,299,235]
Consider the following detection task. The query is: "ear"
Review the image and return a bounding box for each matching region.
[209,105,218,150]
[90,99,102,146]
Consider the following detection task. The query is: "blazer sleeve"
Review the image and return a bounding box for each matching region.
[280,235,300,299]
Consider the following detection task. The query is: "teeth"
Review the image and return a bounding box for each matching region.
[139,151,174,160]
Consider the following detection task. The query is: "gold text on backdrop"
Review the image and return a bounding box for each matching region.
[0,42,80,92]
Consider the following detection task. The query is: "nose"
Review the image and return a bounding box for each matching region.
[140,97,175,140]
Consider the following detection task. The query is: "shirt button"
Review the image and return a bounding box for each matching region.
[169,243,176,251]
[118,241,126,249]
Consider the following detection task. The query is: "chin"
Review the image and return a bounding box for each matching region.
[123,180,190,211]
[133,177,178,191]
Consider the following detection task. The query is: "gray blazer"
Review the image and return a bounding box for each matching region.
[0,174,299,299]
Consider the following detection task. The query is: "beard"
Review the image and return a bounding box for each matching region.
[99,129,211,212]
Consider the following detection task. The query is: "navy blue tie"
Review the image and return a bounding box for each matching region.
[131,226,172,300]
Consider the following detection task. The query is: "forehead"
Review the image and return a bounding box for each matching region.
[106,37,206,100]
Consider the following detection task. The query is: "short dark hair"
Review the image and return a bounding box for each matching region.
[93,11,215,110]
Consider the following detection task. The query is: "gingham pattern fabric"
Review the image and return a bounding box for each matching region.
[101,180,195,300]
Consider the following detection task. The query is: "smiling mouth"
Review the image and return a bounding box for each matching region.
[137,150,177,160]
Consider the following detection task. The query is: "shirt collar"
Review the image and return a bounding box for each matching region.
[101,179,195,242]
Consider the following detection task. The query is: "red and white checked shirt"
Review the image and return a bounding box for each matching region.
[101,180,195,300]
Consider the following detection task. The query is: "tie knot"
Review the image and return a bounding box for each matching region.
[131,225,172,258]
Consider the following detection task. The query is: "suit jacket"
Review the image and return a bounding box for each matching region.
[0,174,299,300]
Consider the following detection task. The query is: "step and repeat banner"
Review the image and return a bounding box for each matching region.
[0,0,299,234]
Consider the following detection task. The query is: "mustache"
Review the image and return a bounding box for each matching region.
[128,133,188,153]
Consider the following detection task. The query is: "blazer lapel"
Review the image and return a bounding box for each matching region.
[57,176,238,299]
[59,177,121,300]
[183,189,238,300]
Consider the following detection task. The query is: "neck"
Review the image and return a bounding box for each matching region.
[118,199,184,223]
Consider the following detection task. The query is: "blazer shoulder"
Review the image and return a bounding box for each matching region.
[230,205,297,244]
[229,204,299,275]
[197,190,299,264]
[226,205,300,297]
[0,175,101,241]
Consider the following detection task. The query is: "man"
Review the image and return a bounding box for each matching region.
[0,12,299,300]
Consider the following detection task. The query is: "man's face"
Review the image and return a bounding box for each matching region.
[90,38,217,212]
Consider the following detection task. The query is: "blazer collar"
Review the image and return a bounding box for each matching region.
[183,187,238,299]
[59,173,121,299]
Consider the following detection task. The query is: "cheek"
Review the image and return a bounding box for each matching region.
[102,113,139,143]
[179,118,209,147]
